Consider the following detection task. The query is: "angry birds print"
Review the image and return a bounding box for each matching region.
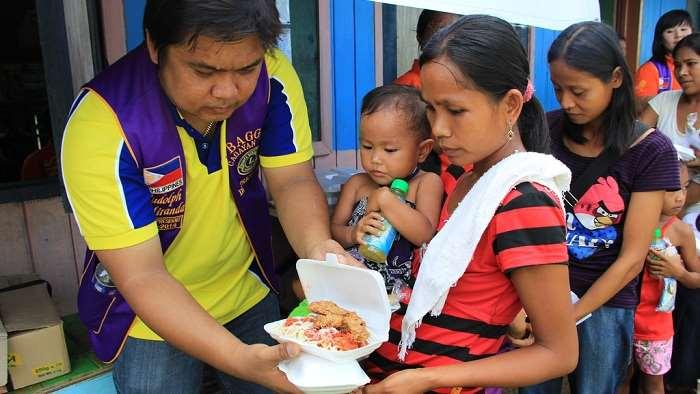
[566,176,624,260]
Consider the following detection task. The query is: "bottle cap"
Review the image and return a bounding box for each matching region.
[390,179,409,194]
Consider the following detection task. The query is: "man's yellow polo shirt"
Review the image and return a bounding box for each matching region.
[62,49,313,340]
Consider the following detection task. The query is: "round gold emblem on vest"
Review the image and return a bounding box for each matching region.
[237,146,259,176]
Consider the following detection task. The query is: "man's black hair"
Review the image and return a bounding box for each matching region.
[143,0,281,58]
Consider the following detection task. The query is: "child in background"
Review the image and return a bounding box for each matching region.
[619,161,698,394]
[650,175,700,393]
[330,85,443,290]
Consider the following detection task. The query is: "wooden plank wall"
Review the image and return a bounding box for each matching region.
[0,197,84,316]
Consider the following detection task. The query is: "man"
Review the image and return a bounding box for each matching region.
[61,1,346,392]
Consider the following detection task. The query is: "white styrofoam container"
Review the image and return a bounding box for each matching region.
[277,352,369,393]
[264,258,391,363]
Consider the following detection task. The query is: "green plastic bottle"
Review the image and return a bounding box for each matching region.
[649,228,665,261]
[359,179,409,263]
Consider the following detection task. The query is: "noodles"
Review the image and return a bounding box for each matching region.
[279,315,367,351]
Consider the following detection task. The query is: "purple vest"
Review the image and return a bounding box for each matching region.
[76,45,279,362]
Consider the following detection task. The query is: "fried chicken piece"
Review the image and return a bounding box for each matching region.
[308,301,370,344]
[309,300,349,316]
[313,313,345,328]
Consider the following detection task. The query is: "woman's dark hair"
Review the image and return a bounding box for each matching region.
[143,0,281,59]
[673,32,700,59]
[548,22,635,154]
[361,85,431,141]
[651,9,693,63]
[419,15,549,153]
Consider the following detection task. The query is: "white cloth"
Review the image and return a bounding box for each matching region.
[398,152,572,360]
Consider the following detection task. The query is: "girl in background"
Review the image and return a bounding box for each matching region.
[635,10,693,106]
[640,33,700,210]
[522,21,680,394]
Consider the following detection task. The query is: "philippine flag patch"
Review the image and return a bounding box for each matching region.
[143,156,184,194]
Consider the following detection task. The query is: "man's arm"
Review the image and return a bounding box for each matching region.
[263,160,347,261]
[97,236,301,393]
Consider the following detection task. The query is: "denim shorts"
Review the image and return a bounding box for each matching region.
[519,305,634,394]
[112,291,280,394]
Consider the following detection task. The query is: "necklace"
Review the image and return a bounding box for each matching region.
[201,121,216,138]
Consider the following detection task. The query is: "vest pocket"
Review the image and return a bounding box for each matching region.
[77,253,136,362]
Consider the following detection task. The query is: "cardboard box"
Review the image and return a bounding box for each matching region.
[0,283,70,389]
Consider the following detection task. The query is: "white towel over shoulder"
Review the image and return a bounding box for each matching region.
[398,152,571,360]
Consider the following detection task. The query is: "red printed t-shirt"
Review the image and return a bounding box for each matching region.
[633,217,678,341]
[635,56,681,97]
[394,59,421,89]
[364,182,568,394]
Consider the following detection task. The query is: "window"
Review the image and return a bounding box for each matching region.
[0,2,60,202]
[276,0,326,149]
[383,5,531,82]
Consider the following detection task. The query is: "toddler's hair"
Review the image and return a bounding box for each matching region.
[360,85,431,141]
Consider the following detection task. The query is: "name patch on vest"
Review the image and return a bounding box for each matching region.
[227,128,262,196]
[143,156,185,230]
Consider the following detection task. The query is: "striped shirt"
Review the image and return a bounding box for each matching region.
[364,182,568,393]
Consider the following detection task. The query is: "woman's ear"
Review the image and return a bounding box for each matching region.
[417,139,434,163]
[502,88,524,127]
[610,66,623,88]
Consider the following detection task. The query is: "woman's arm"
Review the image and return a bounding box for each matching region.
[363,264,577,393]
[574,191,664,320]
[367,173,443,245]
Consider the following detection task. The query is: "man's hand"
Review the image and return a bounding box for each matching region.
[306,238,365,268]
[235,342,302,393]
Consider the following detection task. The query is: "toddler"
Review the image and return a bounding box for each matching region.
[330,85,443,290]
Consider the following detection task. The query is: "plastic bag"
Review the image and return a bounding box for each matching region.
[655,242,678,313]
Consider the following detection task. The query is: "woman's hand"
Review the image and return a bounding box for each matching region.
[353,212,386,245]
[688,149,700,167]
[506,309,534,347]
[647,249,684,279]
[352,370,432,394]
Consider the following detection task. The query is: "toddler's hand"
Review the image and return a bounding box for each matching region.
[647,249,684,279]
[367,187,391,212]
[353,212,385,245]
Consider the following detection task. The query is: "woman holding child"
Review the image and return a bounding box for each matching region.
[357,15,578,393]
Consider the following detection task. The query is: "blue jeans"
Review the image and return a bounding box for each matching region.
[519,306,634,394]
[113,292,280,394]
